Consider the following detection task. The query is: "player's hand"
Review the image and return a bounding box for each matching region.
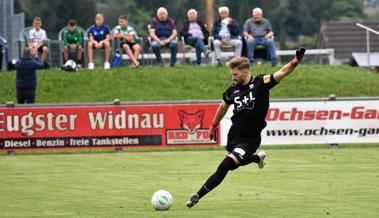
[290,47,306,66]
[209,122,218,141]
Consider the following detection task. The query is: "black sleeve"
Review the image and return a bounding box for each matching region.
[260,74,279,90]
[222,87,234,104]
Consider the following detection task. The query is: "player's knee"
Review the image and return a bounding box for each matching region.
[123,43,130,50]
[219,156,238,171]
[133,44,141,51]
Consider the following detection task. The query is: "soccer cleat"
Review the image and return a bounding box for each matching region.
[104,61,111,69]
[257,151,266,169]
[185,193,199,208]
[88,62,95,70]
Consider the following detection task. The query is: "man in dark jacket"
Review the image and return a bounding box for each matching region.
[15,48,44,104]
[212,6,242,65]
[180,9,210,66]
[149,7,178,67]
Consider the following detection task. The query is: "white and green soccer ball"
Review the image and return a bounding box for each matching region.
[151,190,173,211]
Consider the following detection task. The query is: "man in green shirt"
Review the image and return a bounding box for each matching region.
[63,20,83,67]
[113,15,141,68]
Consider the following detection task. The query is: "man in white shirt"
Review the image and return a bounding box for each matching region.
[29,17,49,68]
[212,6,242,66]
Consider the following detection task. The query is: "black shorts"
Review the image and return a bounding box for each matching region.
[120,41,137,49]
[226,126,261,163]
[91,43,106,49]
[37,46,47,54]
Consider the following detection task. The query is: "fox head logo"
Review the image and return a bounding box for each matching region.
[178,110,205,134]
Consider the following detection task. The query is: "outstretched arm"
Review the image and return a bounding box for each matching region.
[273,47,306,82]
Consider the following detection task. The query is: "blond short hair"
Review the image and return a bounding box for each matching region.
[33,17,41,22]
[227,57,250,70]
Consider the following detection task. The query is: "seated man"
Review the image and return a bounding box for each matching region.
[28,17,49,68]
[212,6,242,65]
[180,9,210,66]
[244,7,277,66]
[88,13,111,70]
[149,7,178,67]
[113,15,141,68]
[63,19,83,68]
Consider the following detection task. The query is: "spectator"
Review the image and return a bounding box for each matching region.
[149,7,178,67]
[63,19,83,68]
[212,6,242,66]
[243,8,277,66]
[15,48,44,104]
[88,13,111,70]
[29,17,49,68]
[113,15,141,68]
[180,9,210,66]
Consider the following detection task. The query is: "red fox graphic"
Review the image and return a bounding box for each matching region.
[178,110,205,134]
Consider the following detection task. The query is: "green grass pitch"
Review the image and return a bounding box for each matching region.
[1,147,378,218]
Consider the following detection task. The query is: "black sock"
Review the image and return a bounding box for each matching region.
[197,157,237,199]
[240,154,260,166]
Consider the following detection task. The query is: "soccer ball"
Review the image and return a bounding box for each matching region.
[151,190,173,211]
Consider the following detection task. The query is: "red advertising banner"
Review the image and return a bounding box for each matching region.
[0,103,220,151]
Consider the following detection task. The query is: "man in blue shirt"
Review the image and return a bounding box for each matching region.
[88,13,111,70]
[15,48,44,104]
[149,7,178,67]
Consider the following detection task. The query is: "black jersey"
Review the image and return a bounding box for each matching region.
[223,74,278,138]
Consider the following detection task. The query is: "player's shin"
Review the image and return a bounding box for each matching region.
[196,156,238,199]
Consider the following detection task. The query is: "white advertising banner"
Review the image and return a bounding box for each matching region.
[220,98,379,145]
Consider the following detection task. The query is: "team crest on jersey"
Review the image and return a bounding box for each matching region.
[249,84,254,89]
[166,110,217,145]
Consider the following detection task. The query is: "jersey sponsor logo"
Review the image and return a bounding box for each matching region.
[234,91,255,110]
[266,106,379,121]
[263,75,271,84]
[166,110,217,145]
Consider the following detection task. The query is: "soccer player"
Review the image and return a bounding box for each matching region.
[113,15,141,68]
[186,47,306,208]
[88,13,111,70]
[63,19,83,68]
[29,17,49,68]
